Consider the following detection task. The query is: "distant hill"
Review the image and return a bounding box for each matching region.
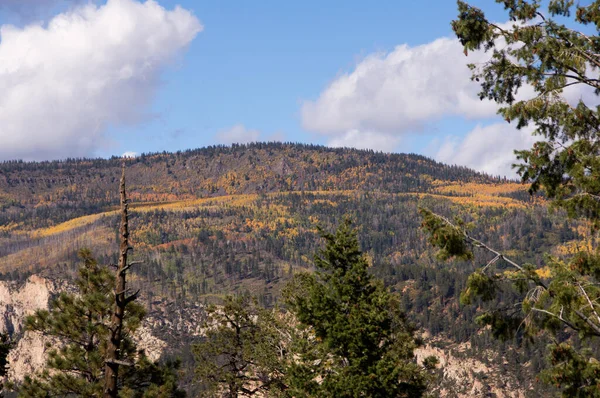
[0,142,499,223]
[0,142,566,396]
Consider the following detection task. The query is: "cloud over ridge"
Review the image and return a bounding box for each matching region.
[216,124,261,145]
[301,37,498,139]
[299,32,586,176]
[0,0,202,161]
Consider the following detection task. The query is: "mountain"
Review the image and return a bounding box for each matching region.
[0,142,495,222]
[0,143,574,396]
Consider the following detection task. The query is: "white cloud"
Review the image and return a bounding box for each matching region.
[430,123,537,178]
[300,29,599,175]
[215,124,261,145]
[122,151,138,158]
[327,130,401,152]
[301,38,499,138]
[0,0,202,161]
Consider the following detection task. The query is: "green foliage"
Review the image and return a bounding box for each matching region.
[540,343,600,397]
[0,333,13,398]
[453,0,600,217]
[18,249,183,398]
[419,208,474,261]
[193,295,286,397]
[459,271,498,305]
[418,1,600,395]
[283,219,431,397]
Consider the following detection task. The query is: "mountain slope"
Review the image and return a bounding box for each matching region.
[0,143,569,396]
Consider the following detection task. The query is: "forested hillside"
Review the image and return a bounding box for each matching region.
[0,143,577,395]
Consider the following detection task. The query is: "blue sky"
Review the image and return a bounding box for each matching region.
[110,0,506,155]
[0,0,573,176]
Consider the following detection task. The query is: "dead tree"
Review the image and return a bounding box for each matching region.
[104,164,140,398]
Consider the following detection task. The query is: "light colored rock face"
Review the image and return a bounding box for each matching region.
[134,326,167,362]
[0,275,54,335]
[0,275,57,382]
[0,275,168,382]
[7,332,49,382]
[415,343,528,398]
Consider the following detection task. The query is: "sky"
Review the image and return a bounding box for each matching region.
[0,0,582,176]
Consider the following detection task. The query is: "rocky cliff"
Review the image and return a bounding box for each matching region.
[0,275,58,382]
[0,275,530,397]
[415,342,529,398]
[0,275,169,383]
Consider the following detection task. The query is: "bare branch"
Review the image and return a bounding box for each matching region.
[105,359,133,367]
[119,261,143,276]
[530,307,580,332]
[577,284,600,330]
[429,212,543,284]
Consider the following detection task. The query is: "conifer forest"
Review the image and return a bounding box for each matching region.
[2,1,600,397]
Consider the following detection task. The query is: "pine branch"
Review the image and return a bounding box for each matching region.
[428,212,542,283]
[428,210,600,337]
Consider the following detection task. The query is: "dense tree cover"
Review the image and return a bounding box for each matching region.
[19,249,184,398]
[0,140,582,395]
[283,219,432,397]
[421,1,600,396]
[0,143,496,232]
[1,185,573,393]
[194,220,433,397]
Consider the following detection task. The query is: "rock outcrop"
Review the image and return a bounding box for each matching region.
[0,275,58,382]
[0,275,55,335]
[416,342,528,398]
[0,275,168,382]
[0,275,531,397]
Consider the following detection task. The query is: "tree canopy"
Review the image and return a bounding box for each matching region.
[284,219,432,397]
[193,295,287,397]
[193,219,434,397]
[19,249,183,398]
[422,1,600,395]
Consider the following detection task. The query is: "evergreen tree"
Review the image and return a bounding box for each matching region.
[283,219,432,398]
[0,333,12,398]
[18,249,183,398]
[422,1,600,395]
[193,295,287,397]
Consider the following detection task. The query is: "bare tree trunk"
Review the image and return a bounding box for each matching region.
[104,164,138,398]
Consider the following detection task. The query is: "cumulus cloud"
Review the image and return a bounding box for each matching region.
[430,123,537,177]
[327,130,401,152]
[301,38,500,138]
[122,151,138,158]
[301,29,600,174]
[215,124,261,145]
[0,0,202,161]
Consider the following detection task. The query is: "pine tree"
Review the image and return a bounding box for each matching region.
[18,249,183,398]
[193,295,287,397]
[283,219,432,398]
[421,1,600,395]
[18,166,183,398]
